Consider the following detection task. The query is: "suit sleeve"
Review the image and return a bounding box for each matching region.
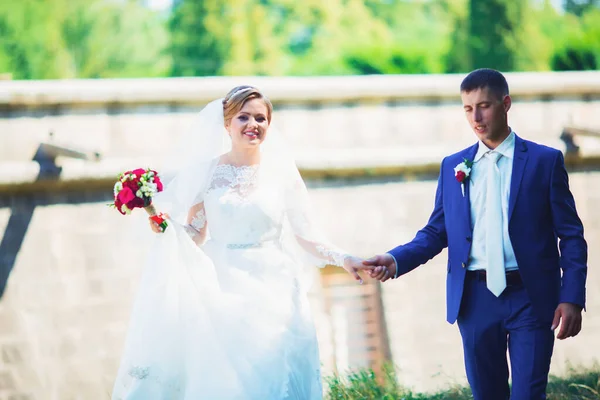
[390,158,449,278]
[550,151,588,308]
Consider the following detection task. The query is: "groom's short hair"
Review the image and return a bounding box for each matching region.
[460,68,509,100]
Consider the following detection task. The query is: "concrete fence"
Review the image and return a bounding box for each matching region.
[2,71,600,106]
[2,71,600,189]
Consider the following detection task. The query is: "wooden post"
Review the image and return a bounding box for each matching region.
[319,265,392,377]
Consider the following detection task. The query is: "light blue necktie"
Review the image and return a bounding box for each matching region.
[485,151,506,296]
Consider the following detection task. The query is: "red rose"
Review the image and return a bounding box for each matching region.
[123,180,138,191]
[155,177,164,192]
[455,171,466,183]
[130,197,145,208]
[117,187,136,205]
[132,168,146,176]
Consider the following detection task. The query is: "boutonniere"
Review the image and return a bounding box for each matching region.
[454,158,473,197]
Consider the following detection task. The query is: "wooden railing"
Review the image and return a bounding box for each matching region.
[561,126,600,155]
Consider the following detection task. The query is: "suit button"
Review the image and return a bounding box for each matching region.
[466,236,472,242]
[462,262,466,268]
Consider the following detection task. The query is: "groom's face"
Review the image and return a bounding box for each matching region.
[461,86,511,147]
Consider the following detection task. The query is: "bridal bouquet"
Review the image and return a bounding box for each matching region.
[110,168,168,231]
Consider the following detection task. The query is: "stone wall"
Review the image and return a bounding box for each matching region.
[1,172,599,398]
[2,72,600,170]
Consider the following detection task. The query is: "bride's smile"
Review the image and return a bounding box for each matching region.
[226,98,270,147]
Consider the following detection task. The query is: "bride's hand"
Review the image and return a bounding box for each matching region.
[342,256,372,285]
[149,213,169,233]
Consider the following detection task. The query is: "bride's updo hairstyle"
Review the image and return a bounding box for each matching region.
[222,85,273,126]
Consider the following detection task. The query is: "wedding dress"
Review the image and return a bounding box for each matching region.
[111,134,349,398]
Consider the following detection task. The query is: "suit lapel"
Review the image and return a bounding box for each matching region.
[463,143,479,232]
[509,135,528,221]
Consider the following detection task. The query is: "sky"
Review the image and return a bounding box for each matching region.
[144,0,173,11]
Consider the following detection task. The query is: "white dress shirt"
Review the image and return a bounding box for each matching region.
[389,131,519,278]
[467,130,518,271]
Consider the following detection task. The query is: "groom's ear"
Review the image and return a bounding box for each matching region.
[502,95,512,113]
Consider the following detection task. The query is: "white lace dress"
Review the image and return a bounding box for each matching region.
[112,163,349,400]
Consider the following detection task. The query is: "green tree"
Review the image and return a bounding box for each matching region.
[170,0,290,76]
[289,0,393,75]
[63,0,170,78]
[0,0,169,79]
[218,0,289,75]
[2,0,597,79]
[552,46,597,70]
[551,6,600,70]
[467,0,524,71]
[286,0,454,75]
[443,0,471,73]
[0,0,71,79]
[364,0,456,74]
[564,0,599,16]
[512,0,556,71]
[169,0,223,76]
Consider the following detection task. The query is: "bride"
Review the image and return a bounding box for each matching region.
[111,86,371,399]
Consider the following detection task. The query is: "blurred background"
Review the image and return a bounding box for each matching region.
[0,0,599,399]
[0,0,599,79]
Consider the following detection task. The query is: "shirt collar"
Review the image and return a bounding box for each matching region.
[473,129,516,163]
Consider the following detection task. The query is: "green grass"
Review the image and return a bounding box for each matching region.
[325,364,600,400]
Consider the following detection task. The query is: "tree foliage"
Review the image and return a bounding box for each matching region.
[564,0,599,16]
[0,0,169,79]
[0,0,597,79]
[467,0,525,72]
[551,6,600,70]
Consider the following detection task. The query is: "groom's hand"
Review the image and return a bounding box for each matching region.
[363,254,397,282]
[552,303,583,340]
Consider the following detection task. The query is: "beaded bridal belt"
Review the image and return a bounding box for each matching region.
[226,242,264,249]
[213,239,281,250]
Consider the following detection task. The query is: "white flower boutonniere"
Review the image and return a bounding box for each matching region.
[454,158,473,197]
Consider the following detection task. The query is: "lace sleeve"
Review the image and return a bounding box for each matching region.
[184,202,207,246]
[285,167,350,268]
[182,183,208,247]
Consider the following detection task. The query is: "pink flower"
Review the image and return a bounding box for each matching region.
[117,187,135,205]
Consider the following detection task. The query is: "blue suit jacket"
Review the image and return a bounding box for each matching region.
[389,135,588,324]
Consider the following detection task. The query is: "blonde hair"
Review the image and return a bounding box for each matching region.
[222,86,273,125]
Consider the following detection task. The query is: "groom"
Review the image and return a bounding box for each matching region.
[365,68,588,399]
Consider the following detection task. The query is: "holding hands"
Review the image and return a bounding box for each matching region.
[342,256,377,284]
[338,253,400,284]
[363,254,397,282]
[341,254,398,284]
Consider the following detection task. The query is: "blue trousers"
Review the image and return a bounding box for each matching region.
[457,272,555,400]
